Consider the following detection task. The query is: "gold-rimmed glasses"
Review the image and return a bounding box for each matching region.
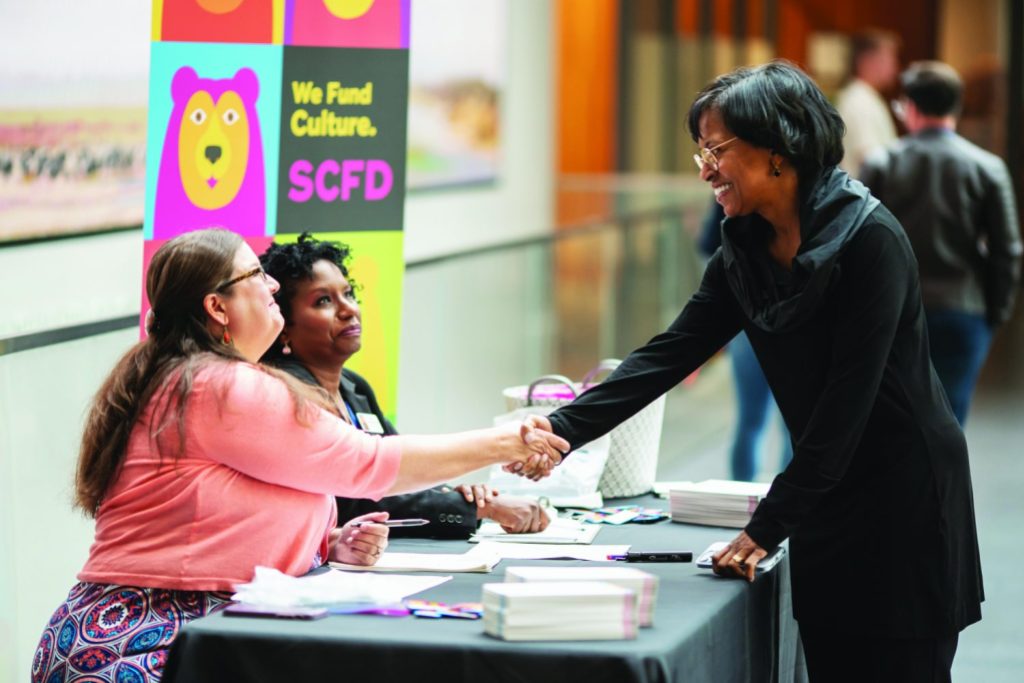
[693,136,738,172]
[216,265,268,292]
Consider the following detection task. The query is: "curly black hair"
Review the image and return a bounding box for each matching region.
[259,232,356,328]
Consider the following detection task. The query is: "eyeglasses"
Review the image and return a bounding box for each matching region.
[693,137,738,172]
[216,265,269,292]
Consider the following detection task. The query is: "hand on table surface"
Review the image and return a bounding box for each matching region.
[712,530,768,582]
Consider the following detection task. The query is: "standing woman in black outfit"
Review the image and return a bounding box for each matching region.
[537,61,983,682]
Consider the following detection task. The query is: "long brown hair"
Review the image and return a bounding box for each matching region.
[74,229,322,517]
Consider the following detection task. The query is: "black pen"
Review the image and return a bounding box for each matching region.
[608,550,693,563]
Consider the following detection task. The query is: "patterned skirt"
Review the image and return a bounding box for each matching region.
[32,582,232,683]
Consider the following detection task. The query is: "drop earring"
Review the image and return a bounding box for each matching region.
[282,341,292,355]
[771,161,782,177]
[222,325,232,345]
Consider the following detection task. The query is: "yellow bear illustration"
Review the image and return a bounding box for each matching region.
[178,87,250,210]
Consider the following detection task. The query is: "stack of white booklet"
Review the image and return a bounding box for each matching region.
[504,566,658,627]
[669,479,771,528]
[482,582,637,641]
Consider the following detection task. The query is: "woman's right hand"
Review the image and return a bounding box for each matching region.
[503,415,565,480]
[330,511,390,566]
[504,415,567,481]
[479,494,550,533]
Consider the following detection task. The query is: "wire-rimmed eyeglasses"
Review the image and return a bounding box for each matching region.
[693,137,738,172]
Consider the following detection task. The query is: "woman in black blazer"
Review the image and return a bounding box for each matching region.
[260,233,549,542]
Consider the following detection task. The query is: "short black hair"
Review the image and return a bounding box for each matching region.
[259,232,354,326]
[901,61,963,117]
[686,60,845,187]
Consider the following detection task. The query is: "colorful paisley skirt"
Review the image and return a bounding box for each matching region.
[32,582,232,683]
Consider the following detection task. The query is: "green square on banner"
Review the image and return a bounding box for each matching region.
[270,230,404,421]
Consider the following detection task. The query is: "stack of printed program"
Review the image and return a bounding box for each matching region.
[482,582,637,641]
[669,479,771,528]
[504,566,658,627]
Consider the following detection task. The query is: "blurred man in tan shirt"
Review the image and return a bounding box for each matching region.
[837,30,900,176]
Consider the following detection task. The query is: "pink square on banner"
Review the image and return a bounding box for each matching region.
[288,0,408,49]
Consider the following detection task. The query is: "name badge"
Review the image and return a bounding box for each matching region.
[356,412,385,434]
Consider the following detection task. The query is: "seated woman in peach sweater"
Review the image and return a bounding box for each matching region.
[32,229,565,683]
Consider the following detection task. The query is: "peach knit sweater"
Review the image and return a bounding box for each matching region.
[79,362,401,591]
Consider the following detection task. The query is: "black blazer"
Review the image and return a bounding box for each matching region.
[274,359,479,539]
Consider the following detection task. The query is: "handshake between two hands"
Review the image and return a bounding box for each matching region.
[504,415,568,481]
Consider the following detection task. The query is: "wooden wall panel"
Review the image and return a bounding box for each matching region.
[555,0,619,174]
[775,0,938,69]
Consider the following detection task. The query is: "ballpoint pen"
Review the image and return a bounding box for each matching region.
[350,518,430,528]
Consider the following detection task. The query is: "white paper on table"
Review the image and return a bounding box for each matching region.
[469,517,601,545]
[330,545,501,573]
[548,491,604,509]
[477,541,631,562]
[231,566,451,607]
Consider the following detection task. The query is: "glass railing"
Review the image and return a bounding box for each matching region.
[397,175,743,481]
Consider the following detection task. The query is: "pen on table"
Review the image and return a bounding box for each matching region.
[607,551,693,562]
[350,518,430,528]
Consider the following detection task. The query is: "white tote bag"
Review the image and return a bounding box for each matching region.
[491,376,610,502]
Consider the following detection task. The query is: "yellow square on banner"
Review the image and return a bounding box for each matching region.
[270,231,404,421]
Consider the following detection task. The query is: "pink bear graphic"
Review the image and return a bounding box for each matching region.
[153,66,266,238]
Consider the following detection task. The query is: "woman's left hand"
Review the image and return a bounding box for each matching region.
[330,511,390,566]
[454,483,498,509]
[712,530,768,582]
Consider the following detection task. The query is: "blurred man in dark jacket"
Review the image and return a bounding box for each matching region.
[861,60,1022,424]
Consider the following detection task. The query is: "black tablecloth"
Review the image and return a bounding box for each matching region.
[164,496,805,683]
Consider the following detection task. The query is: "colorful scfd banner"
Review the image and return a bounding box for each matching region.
[143,0,409,416]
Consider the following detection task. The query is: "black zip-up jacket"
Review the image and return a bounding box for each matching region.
[860,128,1022,326]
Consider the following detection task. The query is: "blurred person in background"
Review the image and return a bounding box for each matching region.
[837,29,901,176]
[860,60,1022,424]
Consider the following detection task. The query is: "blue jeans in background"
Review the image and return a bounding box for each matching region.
[729,332,793,482]
[925,309,993,425]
